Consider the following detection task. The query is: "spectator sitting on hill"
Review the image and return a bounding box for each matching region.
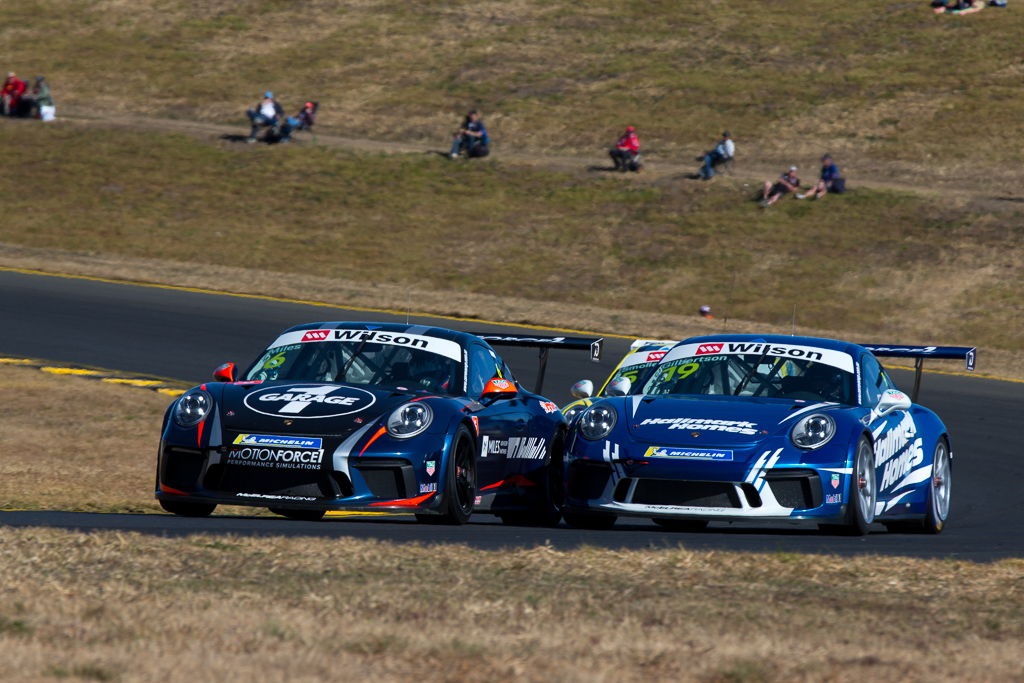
[27,76,55,121]
[246,91,283,143]
[609,125,641,172]
[697,131,735,179]
[759,166,800,208]
[931,0,986,12]
[797,154,845,200]
[2,72,27,116]
[295,102,316,131]
[449,110,490,159]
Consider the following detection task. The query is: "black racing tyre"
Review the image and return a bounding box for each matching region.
[269,507,326,521]
[820,436,876,536]
[563,511,617,530]
[652,518,708,532]
[417,425,476,525]
[159,499,216,517]
[497,430,565,527]
[885,437,951,535]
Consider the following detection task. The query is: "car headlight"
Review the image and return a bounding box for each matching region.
[578,404,617,441]
[387,402,433,439]
[563,402,588,423]
[790,413,836,449]
[173,390,213,427]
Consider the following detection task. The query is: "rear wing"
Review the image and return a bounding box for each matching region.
[862,344,977,402]
[472,333,604,395]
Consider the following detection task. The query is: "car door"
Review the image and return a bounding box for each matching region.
[466,344,525,489]
[861,353,920,501]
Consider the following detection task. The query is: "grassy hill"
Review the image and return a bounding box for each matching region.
[0,0,1021,358]
[3,0,1024,175]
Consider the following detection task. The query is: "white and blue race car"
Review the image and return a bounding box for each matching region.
[563,334,975,535]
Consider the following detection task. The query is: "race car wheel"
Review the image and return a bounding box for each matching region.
[563,511,617,530]
[652,518,708,532]
[268,507,326,521]
[497,431,565,527]
[821,436,876,536]
[159,499,216,517]
[885,437,951,535]
[417,425,476,525]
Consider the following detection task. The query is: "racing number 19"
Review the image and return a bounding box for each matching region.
[659,362,699,383]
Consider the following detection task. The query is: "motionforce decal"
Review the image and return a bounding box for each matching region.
[226,445,325,469]
[663,341,855,373]
[643,446,734,461]
[243,385,376,419]
[268,328,462,361]
[639,417,759,436]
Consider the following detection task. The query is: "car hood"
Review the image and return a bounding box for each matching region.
[623,395,840,447]
[217,382,414,436]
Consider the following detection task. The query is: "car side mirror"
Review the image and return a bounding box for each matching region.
[481,377,518,400]
[570,379,594,399]
[874,388,911,417]
[213,362,236,383]
[605,376,631,397]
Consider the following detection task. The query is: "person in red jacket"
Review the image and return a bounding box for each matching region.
[2,73,27,116]
[609,125,640,172]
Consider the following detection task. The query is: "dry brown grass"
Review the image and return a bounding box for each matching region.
[0,527,1022,682]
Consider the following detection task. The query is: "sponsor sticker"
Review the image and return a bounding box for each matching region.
[425,460,436,476]
[695,343,724,355]
[507,436,546,460]
[235,493,317,501]
[830,473,841,489]
[539,401,559,414]
[824,493,842,504]
[602,441,621,461]
[270,328,462,361]
[232,434,323,449]
[643,446,734,461]
[667,341,855,373]
[639,417,759,436]
[226,446,325,469]
[470,416,479,435]
[419,482,438,494]
[646,351,667,362]
[488,379,512,391]
[243,385,376,419]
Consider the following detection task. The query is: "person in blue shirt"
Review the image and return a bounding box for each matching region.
[449,110,490,159]
[797,154,845,200]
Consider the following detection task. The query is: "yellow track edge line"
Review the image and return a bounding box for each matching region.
[2,265,1019,385]
[1,356,189,397]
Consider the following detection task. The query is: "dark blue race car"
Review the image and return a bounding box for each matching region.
[563,334,975,535]
[156,322,601,525]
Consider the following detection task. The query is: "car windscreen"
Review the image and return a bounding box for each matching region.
[640,351,856,405]
[245,340,463,395]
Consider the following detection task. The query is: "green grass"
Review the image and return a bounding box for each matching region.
[2,123,1021,350]
[3,0,1024,169]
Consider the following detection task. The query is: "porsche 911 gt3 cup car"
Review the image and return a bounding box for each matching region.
[563,334,975,535]
[561,339,676,421]
[156,322,601,525]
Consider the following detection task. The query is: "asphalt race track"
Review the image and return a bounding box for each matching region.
[2,268,1021,560]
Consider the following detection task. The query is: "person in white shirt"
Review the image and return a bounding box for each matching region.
[698,131,735,179]
[246,91,283,143]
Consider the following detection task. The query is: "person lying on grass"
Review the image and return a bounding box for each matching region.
[797,154,844,200]
[759,166,800,207]
[931,0,987,13]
